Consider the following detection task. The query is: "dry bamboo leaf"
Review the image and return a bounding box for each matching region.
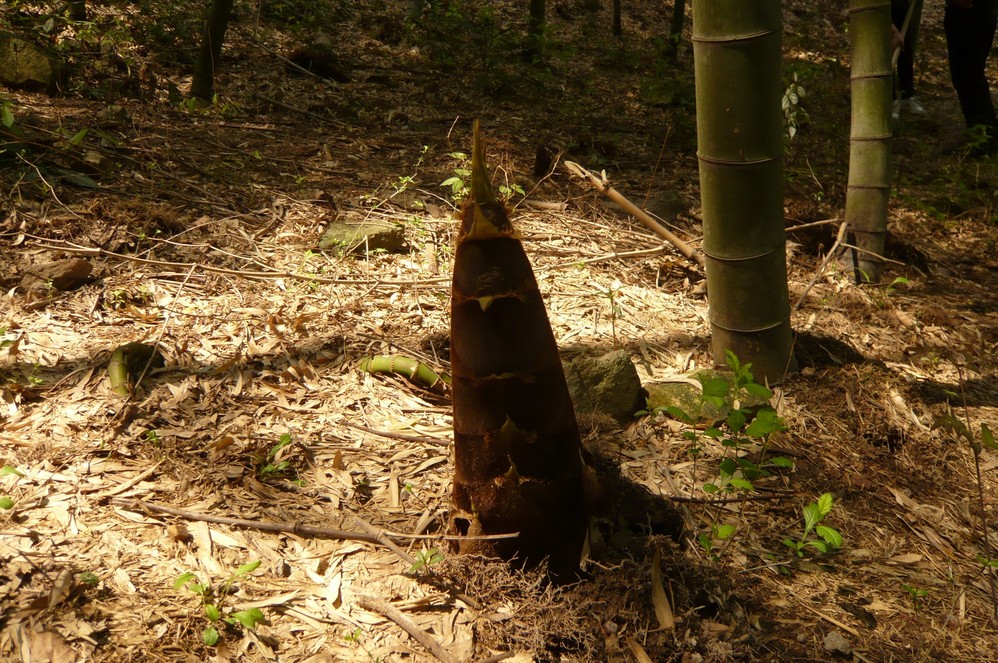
[48,568,75,609]
[13,625,78,663]
[887,553,922,565]
[650,548,675,630]
[625,638,655,663]
[388,470,400,509]
[233,590,301,611]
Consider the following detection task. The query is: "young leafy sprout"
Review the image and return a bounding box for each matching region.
[174,560,265,647]
[783,492,843,557]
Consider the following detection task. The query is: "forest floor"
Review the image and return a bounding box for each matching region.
[1,0,997,661]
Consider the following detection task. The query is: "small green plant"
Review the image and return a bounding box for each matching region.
[698,523,736,562]
[902,583,928,610]
[441,151,470,199]
[886,276,910,296]
[408,547,444,574]
[783,492,843,557]
[595,279,624,346]
[344,627,363,643]
[499,182,525,199]
[80,571,99,587]
[645,352,793,563]
[396,144,429,194]
[782,72,809,140]
[174,560,266,647]
[0,326,14,350]
[257,433,294,478]
[1,100,15,129]
[146,429,162,446]
[657,351,791,497]
[934,409,998,612]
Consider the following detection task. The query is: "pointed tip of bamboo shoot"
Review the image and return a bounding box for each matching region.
[471,119,497,207]
[461,119,514,241]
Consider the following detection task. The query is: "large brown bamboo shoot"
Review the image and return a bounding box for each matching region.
[449,120,588,579]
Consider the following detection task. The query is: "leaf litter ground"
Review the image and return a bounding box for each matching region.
[0,1,996,661]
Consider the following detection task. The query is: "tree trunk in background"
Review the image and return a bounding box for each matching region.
[450,121,588,580]
[67,1,86,21]
[692,0,796,382]
[667,0,686,61]
[526,0,546,61]
[190,0,234,101]
[404,0,425,22]
[613,0,622,36]
[845,0,893,283]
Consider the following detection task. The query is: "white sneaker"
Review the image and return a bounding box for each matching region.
[892,100,901,122]
[900,97,926,115]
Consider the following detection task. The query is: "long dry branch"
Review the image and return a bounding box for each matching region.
[112,498,517,546]
[563,160,703,267]
[355,594,461,663]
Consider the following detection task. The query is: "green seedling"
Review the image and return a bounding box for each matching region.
[0,465,24,510]
[782,72,809,140]
[257,433,294,479]
[902,583,928,610]
[595,279,624,346]
[886,276,910,295]
[783,492,842,557]
[174,560,266,646]
[441,151,470,199]
[641,352,794,563]
[408,547,444,573]
[935,410,998,613]
[698,523,736,562]
[0,326,14,350]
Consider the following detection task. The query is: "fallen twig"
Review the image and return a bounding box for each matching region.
[669,493,793,505]
[27,237,450,287]
[112,498,517,546]
[563,160,703,267]
[356,594,461,663]
[793,221,849,313]
[341,421,451,447]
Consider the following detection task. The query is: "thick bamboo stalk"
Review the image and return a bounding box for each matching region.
[692,0,796,382]
[846,0,893,283]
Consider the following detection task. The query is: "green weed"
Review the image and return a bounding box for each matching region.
[782,492,842,557]
[174,560,266,647]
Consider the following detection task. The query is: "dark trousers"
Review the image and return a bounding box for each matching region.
[891,0,920,98]
[944,4,998,132]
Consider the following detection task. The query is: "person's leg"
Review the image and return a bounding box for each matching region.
[945,6,998,131]
[892,0,916,98]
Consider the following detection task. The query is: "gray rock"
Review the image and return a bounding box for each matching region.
[645,380,723,426]
[0,33,54,90]
[563,350,644,426]
[318,217,405,255]
[822,630,852,656]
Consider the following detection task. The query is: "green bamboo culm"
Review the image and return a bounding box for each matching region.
[845,0,893,284]
[357,355,449,391]
[692,0,796,382]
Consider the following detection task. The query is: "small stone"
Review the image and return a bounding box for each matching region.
[318,216,405,255]
[823,630,852,656]
[20,258,93,293]
[563,350,644,426]
[0,32,54,90]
